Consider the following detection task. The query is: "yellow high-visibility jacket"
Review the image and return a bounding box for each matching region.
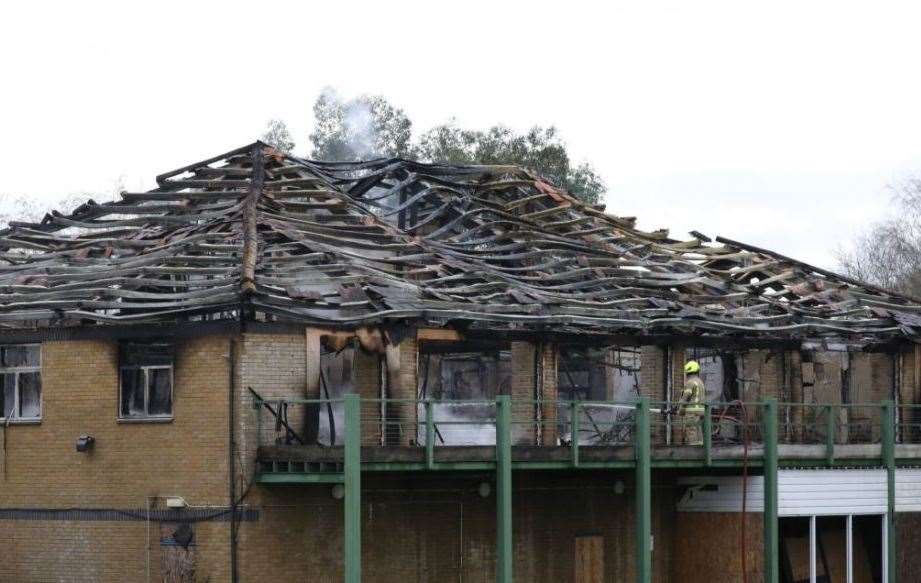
[680,375,706,414]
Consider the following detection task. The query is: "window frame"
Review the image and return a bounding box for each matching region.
[793,512,887,582]
[118,363,174,422]
[0,343,42,424]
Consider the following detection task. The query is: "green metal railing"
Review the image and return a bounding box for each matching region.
[250,396,917,460]
[249,394,904,583]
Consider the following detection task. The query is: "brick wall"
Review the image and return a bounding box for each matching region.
[386,336,418,446]
[510,341,536,444]
[639,346,668,444]
[239,471,677,583]
[236,332,307,478]
[4,330,915,582]
[540,343,559,446]
[0,335,233,582]
[354,346,382,445]
[738,349,783,403]
[786,350,804,442]
[639,346,666,402]
[509,341,559,445]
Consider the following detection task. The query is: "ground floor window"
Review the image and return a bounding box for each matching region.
[780,514,884,583]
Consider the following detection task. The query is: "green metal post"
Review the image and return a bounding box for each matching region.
[496,395,513,583]
[571,401,580,468]
[426,399,435,470]
[763,398,779,583]
[635,397,651,583]
[703,402,712,467]
[826,404,836,466]
[882,400,896,583]
[344,394,362,583]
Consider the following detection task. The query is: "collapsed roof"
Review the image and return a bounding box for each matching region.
[0,141,918,345]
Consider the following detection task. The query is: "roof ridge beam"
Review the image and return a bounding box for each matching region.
[241,144,264,295]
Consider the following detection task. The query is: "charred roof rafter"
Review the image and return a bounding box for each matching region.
[0,141,916,346]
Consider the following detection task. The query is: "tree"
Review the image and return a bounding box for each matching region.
[837,178,921,295]
[309,88,413,161]
[0,193,90,229]
[417,123,605,204]
[305,92,607,204]
[261,119,295,153]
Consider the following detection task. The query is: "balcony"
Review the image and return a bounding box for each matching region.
[251,395,920,482]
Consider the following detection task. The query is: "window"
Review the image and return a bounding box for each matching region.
[416,343,512,446]
[0,344,41,421]
[779,514,884,582]
[119,342,174,419]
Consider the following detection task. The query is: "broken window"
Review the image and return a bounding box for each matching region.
[119,341,174,419]
[0,344,41,421]
[558,346,640,401]
[557,346,641,445]
[685,348,739,403]
[417,344,511,446]
[317,342,356,446]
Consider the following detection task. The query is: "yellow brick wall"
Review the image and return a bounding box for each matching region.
[540,343,559,446]
[354,346,383,445]
[640,346,665,401]
[236,332,308,482]
[3,330,911,583]
[388,336,418,445]
[0,335,233,582]
[510,341,537,444]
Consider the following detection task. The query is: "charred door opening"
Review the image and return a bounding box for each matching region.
[557,346,640,445]
[316,340,356,446]
[417,341,511,446]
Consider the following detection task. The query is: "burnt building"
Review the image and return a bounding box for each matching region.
[1,142,920,582]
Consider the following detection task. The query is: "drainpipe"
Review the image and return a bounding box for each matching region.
[228,338,238,583]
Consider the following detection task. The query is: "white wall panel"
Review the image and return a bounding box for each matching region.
[677,469,921,514]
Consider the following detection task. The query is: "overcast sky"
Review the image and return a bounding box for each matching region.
[2,1,920,268]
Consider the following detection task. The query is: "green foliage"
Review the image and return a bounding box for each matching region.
[309,88,413,161]
[417,123,605,204]
[261,119,295,154]
[305,91,606,204]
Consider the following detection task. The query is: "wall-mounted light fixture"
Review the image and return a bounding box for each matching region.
[75,435,95,452]
[477,482,492,498]
[613,479,625,495]
[166,496,188,509]
[331,484,345,500]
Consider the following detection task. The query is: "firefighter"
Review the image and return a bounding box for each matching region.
[679,360,706,445]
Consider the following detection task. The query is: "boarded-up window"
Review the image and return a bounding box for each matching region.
[574,535,604,583]
[119,342,174,419]
[0,344,41,421]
